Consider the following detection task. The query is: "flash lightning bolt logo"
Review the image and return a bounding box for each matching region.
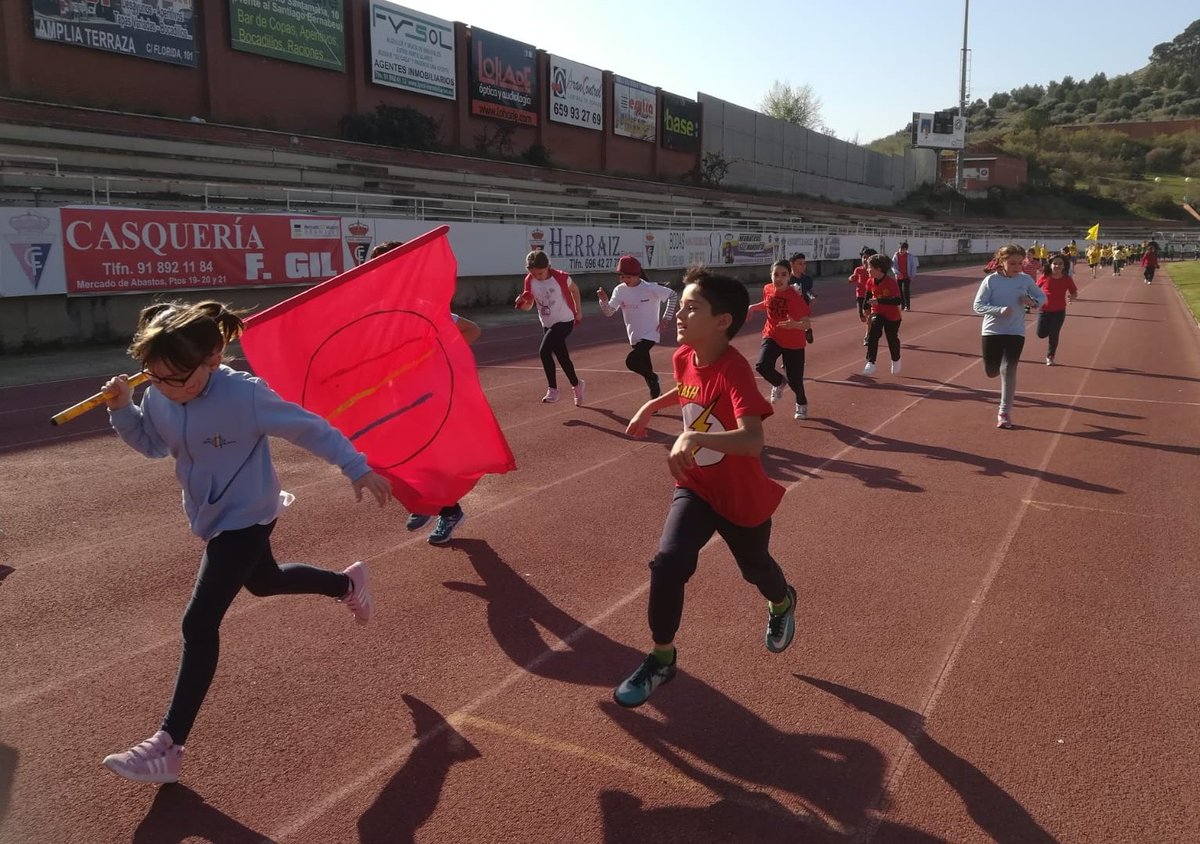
[688,399,719,454]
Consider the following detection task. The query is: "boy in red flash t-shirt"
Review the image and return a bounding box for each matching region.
[614,267,798,709]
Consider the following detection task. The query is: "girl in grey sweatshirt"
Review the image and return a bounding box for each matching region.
[973,244,1046,428]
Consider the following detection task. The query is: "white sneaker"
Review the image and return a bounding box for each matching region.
[769,385,783,403]
[862,362,876,376]
[890,360,902,375]
[541,388,559,403]
[341,561,373,625]
[1045,356,1055,366]
[794,404,808,420]
[103,731,183,783]
[572,380,586,407]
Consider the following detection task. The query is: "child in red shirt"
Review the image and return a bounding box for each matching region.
[1035,253,1079,366]
[850,249,875,346]
[862,253,904,376]
[615,267,797,708]
[749,260,812,419]
[1141,242,1159,284]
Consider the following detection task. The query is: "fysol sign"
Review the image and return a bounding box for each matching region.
[660,91,701,153]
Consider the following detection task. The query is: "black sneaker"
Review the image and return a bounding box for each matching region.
[613,651,677,708]
[765,585,798,653]
[648,375,662,399]
[428,508,466,545]
[805,328,814,344]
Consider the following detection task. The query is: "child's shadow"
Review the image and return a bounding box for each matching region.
[357,694,481,844]
[133,784,274,844]
[563,406,677,446]
[444,538,643,685]
[444,540,901,832]
[797,675,1056,844]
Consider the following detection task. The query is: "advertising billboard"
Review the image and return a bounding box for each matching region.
[229,0,345,71]
[469,29,537,126]
[613,75,656,141]
[31,0,197,67]
[911,110,966,149]
[548,55,603,131]
[660,91,701,152]
[369,1,456,99]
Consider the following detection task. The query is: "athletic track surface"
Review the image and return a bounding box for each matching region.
[1,263,1198,843]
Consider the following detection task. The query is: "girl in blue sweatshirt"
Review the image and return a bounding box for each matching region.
[99,301,392,784]
[973,245,1046,429]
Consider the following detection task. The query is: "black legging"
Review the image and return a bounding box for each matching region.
[625,339,657,388]
[1036,310,1067,358]
[162,521,348,744]
[898,279,911,309]
[648,488,788,645]
[865,315,901,363]
[756,338,807,404]
[540,320,579,389]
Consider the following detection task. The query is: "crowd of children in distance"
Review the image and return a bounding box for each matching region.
[93,235,1160,783]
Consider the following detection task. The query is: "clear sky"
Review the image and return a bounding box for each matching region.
[416,0,1197,144]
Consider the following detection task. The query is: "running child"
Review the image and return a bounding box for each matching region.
[1111,244,1126,276]
[99,301,391,783]
[596,254,679,398]
[973,244,1046,428]
[1035,252,1079,366]
[1085,242,1101,278]
[1141,241,1159,284]
[862,253,904,376]
[614,267,798,708]
[515,250,585,405]
[749,259,812,420]
[367,241,483,546]
[789,252,816,344]
[849,249,875,345]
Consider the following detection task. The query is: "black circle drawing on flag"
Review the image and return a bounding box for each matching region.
[301,310,454,468]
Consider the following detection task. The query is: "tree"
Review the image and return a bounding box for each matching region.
[760,80,826,130]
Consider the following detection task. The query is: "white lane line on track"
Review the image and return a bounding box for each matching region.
[1023,499,1171,519]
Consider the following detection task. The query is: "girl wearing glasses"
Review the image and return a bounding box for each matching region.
[98,300,391,784]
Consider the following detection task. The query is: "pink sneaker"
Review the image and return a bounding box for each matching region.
[572,379,586,407]
[341,561,373,624]
[102,730,183,783]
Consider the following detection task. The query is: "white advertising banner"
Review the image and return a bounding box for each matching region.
[613,75,656,142]
[0,208,66,297]
[548,55,604,131]
[369,1,456,100]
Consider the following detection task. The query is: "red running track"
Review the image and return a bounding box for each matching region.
[1,263,1199,843]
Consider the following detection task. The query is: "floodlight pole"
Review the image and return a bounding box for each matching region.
[955,0,969,194]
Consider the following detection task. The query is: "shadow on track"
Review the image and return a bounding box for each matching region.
[798,675,1058,844]
[357,694,481,844]
[133,784,274,844]
[443,540,931,839]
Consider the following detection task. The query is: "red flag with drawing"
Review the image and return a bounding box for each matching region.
[240,225,515,514]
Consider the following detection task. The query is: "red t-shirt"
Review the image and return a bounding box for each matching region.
[672,345,783,527]
[1036,274,1078,313]
[1141,252,1159,268]
[849,266,871,296]
[756,283,809,350]
[866,276,902,322]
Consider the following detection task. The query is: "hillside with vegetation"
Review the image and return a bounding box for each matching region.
[868,19,1200,221]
